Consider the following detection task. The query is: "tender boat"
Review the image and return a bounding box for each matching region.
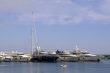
[60,64,67,68]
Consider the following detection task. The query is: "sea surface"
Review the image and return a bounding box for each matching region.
[0,60,110,73]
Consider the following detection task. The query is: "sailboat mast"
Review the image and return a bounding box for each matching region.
[31,11,40,55]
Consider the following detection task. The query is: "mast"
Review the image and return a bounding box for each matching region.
[31,11,40,55]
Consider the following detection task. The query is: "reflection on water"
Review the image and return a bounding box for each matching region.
[0,60,110,73]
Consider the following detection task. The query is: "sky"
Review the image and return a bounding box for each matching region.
[0,0,110,54]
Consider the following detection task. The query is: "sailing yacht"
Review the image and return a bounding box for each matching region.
[30,12,59,62]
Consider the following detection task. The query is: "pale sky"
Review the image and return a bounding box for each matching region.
[0,0,110,54]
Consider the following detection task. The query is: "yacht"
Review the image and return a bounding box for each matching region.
[56,50,79,62]
[72,46,101,62]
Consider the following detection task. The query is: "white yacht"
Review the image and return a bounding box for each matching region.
[56,50,79,62]
[72,45,100,62]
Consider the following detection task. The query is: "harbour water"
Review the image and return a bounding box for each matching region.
[0,60,110,73]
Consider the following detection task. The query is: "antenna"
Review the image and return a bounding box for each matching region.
[31,11,40,55]
[76,45,79,50]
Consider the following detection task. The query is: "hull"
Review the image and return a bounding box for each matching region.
[57,57,79,62]
[31,54,59,62]
[57,54,79,62]
[79,56,100,62]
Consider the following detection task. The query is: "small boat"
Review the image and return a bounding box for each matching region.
[60,64,67,68]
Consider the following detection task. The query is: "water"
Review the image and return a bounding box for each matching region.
[0,60,110,73]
